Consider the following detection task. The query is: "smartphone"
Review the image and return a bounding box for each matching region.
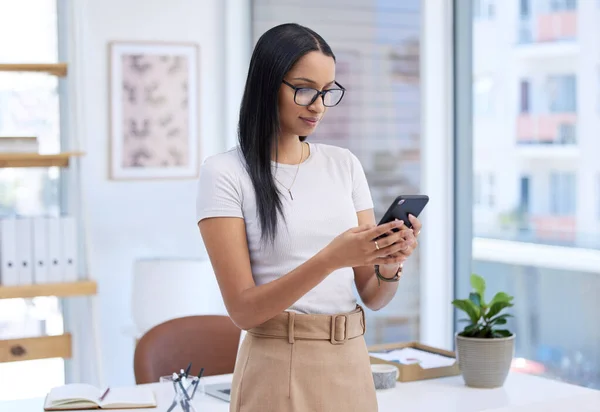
[377,195,429,230]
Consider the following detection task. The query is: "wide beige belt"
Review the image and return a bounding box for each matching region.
[248,305,366,345]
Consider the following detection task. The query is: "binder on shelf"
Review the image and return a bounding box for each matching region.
[0,218,18,286]
[60,216,78,282]
[32,217,50,284]
[0,136,39,153]
[47,217,62,283]
[15,218,33,286]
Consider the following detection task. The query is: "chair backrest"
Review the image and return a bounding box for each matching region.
[133,315,241,384]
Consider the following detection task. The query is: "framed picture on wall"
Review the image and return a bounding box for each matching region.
[108,41,200,180]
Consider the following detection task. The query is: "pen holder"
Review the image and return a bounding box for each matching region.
[160,374,205,397]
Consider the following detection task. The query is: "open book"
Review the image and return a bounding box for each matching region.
[44,383,156,410]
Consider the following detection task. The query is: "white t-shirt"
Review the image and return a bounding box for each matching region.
[195,142,374,314]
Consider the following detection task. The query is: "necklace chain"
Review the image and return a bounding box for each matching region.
[274,143,304,200]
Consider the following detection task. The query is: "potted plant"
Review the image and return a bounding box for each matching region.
[452,273,515,388]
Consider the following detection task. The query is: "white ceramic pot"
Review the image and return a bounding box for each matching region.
[455,333,515,388]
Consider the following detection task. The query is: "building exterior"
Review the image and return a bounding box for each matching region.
[471,0,600,389]
[473,0,600,249]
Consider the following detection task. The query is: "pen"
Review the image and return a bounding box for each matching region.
[178,379,191,401]
[166,400,177,412]
[190,367,205,398]
[99,387,110,401]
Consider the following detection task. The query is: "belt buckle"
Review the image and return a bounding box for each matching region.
[359,306,366,335]
[330,314,349,345]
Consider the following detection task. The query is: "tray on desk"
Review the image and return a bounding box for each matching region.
[368,341,460,382]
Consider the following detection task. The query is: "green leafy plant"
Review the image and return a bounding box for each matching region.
[452,274,515,339]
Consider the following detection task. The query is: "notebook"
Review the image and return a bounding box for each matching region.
[44,383,156,410]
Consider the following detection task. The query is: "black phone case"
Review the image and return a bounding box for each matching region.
[378,195,429,230]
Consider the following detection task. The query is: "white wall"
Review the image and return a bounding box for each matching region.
[71,0,227,386]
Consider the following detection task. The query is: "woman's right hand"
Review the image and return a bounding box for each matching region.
[320,220,412,271]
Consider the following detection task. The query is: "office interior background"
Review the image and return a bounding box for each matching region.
[0,0,599,401]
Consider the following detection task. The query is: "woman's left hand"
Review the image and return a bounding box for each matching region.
[382,214,422,264]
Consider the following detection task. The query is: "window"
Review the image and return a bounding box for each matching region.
[520,0,530,17]
[474,0,496,20]
[546,75,576,113]
[520,80,530,113]
[474,76,493,116]
[474,173,495,208]
[463,0,598,390]
[557,123,576,143]
[519,175,530,214]
[550,172,576,216]
[550,0,577,12]
[474,174,482,205]
[518,0,533,43]
[488,174,495,207]
[253,0,422,345]
[0,0,67,400]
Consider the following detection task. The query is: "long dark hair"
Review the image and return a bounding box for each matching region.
[238,23,336,245]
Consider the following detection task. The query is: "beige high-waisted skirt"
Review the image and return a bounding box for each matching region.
[229,305,378,412]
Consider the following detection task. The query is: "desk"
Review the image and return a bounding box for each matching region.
[2,372,599,412]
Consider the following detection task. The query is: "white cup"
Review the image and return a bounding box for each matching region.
[371,364,400,390]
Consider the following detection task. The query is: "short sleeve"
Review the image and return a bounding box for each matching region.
[196,157,244,223]
[348,151,374,212]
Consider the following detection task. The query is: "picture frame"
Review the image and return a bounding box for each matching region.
[108,41,200,180]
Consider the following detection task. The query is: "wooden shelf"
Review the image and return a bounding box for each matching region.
[0,334,71,363]
[0,280,97,300]
[0,63,67,77]
[0,151,84,168]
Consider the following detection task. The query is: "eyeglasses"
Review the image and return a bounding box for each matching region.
[282,80,346,107]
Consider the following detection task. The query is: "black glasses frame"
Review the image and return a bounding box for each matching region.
[282,80,346,107]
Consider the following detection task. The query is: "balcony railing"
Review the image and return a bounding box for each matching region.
[476,209,599,248]
[518,11,577,44]
[516,113,577,144]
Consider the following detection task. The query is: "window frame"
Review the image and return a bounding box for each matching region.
[58,0,103,386]
[419,0,457,350]
[451,0,474,349]
[473,0,496,20]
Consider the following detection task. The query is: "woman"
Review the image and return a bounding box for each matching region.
[196,23,421,412]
